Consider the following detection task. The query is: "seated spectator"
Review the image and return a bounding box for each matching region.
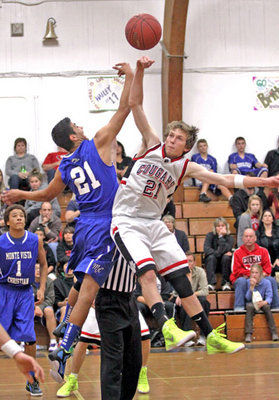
[230,177,268,228]
[162,197,176,218]
[42,146,68,183]
[175,252,209,346]
[25,169,61,228]
[65,195,80,227]
[54,263,75,323]
[34,227,56,279]
[237,195,262,247]
[264,137,279,177]
[230,228,279,311]
[228,136,268,177]
[204,217,234,291]
[32,263,58,352]
[5,137,40,189]
[245,264,278,342]
[116,141,132,179]
[267,177,279,221]
[57,225,74,270]
[29,202,61,243]
[162,214,189,252]
[191,139,232,203]
[256,209,279,276]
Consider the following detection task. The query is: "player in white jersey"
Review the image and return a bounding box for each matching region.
[111,56,279,355]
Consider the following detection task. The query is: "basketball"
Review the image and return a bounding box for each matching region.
[125,14,162,50]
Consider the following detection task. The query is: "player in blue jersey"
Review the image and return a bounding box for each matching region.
[2,62,134,382]
[228,136,268,177]
[0,204,48,396]
[191,138,232,202]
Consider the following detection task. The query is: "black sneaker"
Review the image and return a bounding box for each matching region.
[53,321,67,338]
[48,347,72,383]
[199,193,211,203]
[26,377,43,396]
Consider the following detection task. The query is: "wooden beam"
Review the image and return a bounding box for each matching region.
[161,0,189,136]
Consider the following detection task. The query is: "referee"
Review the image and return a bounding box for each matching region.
[95,253,142,400]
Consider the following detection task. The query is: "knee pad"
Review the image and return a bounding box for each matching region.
[166,272,193,298]
[74,280,81,292]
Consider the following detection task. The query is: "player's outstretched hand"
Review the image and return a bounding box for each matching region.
[14,352,45,383]
[113,62,133,77]
[136,56,155,69]
[1,189,22,206]
[265,176,279,187]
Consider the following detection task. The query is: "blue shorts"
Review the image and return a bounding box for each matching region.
[238,167,268,177]
[68,214,116,286]
[0,284,35,342]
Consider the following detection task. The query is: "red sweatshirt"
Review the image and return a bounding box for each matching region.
[230,243,271,284]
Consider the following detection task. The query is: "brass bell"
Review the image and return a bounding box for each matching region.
[43,17,58,40]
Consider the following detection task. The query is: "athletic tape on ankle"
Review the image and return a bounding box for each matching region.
[234,174,245,189]
[1,339,22,358]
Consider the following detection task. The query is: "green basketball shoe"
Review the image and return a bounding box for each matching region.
[162,317,196,351]
[137,366,150,394]
[56,374,78,397]
[207,323,245,355]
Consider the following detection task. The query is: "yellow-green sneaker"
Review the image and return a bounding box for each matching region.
[137,366,150,394]
[206,323,245,355]
[56,374,78,397]
[162,318,196,351]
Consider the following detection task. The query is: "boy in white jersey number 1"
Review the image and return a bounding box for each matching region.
[111,56,279,354]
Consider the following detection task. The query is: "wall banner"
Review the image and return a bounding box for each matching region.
[88,76,124,112]
[253,76,279,111]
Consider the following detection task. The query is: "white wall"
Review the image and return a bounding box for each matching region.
[0,0,279,182]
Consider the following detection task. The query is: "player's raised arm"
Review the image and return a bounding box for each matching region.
[186,161,279,188]
[94,62,134,162]
[2,169,65,206]
[129,56,160,155]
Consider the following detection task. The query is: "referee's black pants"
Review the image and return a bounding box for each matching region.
[95,289,142,400]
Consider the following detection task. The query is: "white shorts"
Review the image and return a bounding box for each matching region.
[80,306,150,344]
[111,216,189,277]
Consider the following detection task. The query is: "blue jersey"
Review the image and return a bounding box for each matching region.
[0,231,38,286]
[228,152,258,174]
[59,139,118,215]
[191,153,217,187]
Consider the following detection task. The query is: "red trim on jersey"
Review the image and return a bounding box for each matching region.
[133,143,161,161]
[120,180,126,185]
[177,159,189,186]
[81,331,101,338]
[162,144,186,163]
[136,258,155,266]
[112,226,118,235]
[159,259,188,275]
[141,329,150,334]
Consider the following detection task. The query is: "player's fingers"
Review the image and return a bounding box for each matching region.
[25,372,34,383]
[34,365,45,383]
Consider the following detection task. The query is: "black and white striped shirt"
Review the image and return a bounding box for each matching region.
[101,253,136,293]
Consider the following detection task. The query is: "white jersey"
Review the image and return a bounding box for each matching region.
[112,143,189,219]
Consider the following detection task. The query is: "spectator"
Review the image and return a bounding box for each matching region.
[245,264,278,342]
[175,252,209,346]
[25,169,61,228]
[0,169,7,235]
[34,227,56,279]
[162,214,189,252]
[230,228,279,311]
[32,263,58,352]
[204,217,234,291]
[267,175,279,220]
[162,197,176,218]
[65,195,80,227]
[57,225,74,270]
[237,194,263,247]
[256,209,279,277]
[228,136,268,178]
[116,141,132,179]
[191,139,232,203]
[29,202,61,243]
[5,137,40,189]
[264,137,279,177]
[54,263,75,323]
[42,147,68,183]
[229,177,268,228]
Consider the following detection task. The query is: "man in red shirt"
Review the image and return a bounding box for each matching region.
[42,147,68,183]
[231,228,279,310]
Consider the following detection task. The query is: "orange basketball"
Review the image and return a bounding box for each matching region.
[125,13,162,50]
